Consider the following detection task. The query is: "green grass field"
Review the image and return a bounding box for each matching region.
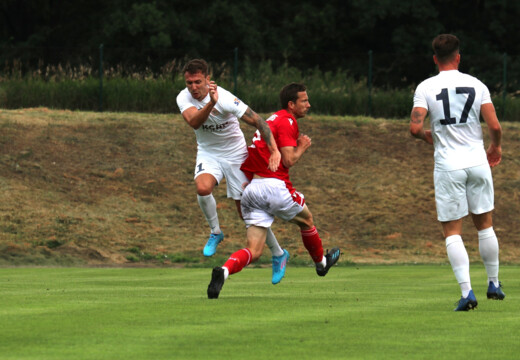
[1,265,518,359]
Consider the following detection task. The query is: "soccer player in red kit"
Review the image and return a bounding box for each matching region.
[207,83,341,298]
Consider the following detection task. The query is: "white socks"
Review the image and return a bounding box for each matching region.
[316,256,326,269]
[222,267,229,280]
[446,228,501,297]
[197,194,221,234]
[266,228,284,257]
[446,235,471,297]
[479,227,499,286]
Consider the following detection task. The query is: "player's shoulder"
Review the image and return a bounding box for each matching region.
[176,88,191,102]
[265,111,292,131]
[217,86,247,108]
[270,109,294,123]
[415,75,437,91]
[216,85,231,96]
[217,85,240,102]
[456,70,482,82]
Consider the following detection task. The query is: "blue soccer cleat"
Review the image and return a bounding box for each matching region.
[203,232,224,257]
[272,249,289,285]
[454,290,478,311]
[487,281,505,300]
[316,247,341,277]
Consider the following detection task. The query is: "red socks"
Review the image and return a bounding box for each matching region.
[223,248,252,275]
[222,228,323,274]
[301,226,324,263]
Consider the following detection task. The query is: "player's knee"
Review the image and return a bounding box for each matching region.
[249,248,263,262]
[299,222,314,231]
[301,211,315,228]
[196,185,212,196]
[294,216,314,230]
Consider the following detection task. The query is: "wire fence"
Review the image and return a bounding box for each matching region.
[1,46,520,118]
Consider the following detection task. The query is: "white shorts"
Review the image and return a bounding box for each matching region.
[241,178,305,228]
[434,163,494,222]
[194,151,249,200]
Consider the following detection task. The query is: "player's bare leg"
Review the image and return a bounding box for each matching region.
[208,226,267,299]
[236,199,286,284]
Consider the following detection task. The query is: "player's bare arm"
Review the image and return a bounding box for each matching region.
[410,107,433,144]
[182,104,214,130]
[280,134,311,168]
[241,107,281,172]
[481,103,502,167]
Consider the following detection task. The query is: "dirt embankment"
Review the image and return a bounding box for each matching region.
[1,108,519,266]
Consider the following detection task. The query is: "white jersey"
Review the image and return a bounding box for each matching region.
[413,70,491,171]
[176,86,249,161]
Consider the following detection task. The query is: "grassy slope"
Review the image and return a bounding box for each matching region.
[0,108,519,266]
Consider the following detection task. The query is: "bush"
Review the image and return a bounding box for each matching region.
[1,59,519,120]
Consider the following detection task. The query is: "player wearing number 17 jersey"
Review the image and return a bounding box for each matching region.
[410,34,504,311]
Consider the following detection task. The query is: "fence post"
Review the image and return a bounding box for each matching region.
[502,52,507,120]
[367,50,373,117]
[99,44,104,112]
[233,47,238,95]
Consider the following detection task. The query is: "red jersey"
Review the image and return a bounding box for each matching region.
[241,109,299,193]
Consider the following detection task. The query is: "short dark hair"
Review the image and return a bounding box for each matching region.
[432,34,460,63]
[182,59,209,76]
[280,83,307,109]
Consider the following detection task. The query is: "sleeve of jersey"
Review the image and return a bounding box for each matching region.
[219,87,248,118]
[176,91,193,114]
[412,83,428,110]
[276,118,298,148]
[480,83,492,105]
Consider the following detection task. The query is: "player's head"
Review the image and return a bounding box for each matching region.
[183,59,211,101]
[280,83,310,119]
[182,59,209,77]
[432,34,460,64]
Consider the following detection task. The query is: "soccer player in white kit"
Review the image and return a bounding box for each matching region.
[177,59,288,283]
[410,34,505,311]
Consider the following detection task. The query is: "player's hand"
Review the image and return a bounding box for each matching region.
[267,149,281,172]
[424,130,433,145]
[208,80,218,104]
[297,134,312,150]
[487,143,502,167]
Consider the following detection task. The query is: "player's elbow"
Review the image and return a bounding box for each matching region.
[282,158,295,168]
[410,126,422,138]
[185,119,201,130]
[488,122,502,134]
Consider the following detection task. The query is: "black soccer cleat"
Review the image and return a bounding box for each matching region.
[316,247,341,277]
[454,290,478,311]
[487,281,506,300]
[207,267,225,299]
